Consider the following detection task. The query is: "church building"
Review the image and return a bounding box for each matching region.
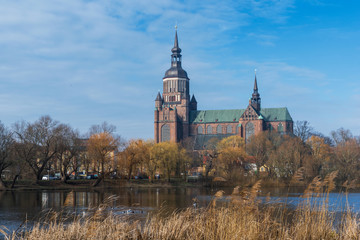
[154,31,293,149]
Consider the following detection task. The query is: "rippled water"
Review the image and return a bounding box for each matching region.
[1,187,359,236]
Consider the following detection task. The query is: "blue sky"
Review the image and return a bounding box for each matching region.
[0,0,359,140]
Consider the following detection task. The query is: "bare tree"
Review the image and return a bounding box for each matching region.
[89,122,116,136]
[294,120,314,142]
[14,116,63,180]
[55,125,82,182]
[331,128,353,145]
[0,122,14,190]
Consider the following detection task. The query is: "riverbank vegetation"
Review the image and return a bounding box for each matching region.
[0,116,359,190]
[3,174,359,239]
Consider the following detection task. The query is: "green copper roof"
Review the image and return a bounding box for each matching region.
[190,109,244,123]
[190,107,292,123]
[259,108,292,121]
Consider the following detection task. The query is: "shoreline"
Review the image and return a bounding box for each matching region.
[2,178,311,191]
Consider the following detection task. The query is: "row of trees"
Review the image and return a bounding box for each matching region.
[1,116,359,189]
[200,121,360,184]
[0,116,192,189]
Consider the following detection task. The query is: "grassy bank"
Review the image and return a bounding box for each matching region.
[3,174,360,240]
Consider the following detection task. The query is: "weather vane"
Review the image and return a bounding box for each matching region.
[254,69,257,75]
[175,21,178,30]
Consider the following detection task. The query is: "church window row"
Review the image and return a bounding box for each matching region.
[164,79,187,94]
[197,124,238,135]
[165,95,180,102]
[197,122,286,135]
[267,123,285,132]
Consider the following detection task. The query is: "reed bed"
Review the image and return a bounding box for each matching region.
[2,172,360,239]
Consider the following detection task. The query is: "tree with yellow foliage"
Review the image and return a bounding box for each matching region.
[151,142,190,182]
[306,135,333,178]
[120,139,150,180]
[87,132,119,186]
[215,136,248,180]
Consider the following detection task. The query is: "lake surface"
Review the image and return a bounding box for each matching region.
[1,187,360,236]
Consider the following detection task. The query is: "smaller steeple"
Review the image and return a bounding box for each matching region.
[190,94,197,103]
[155,91,162,110]
[155,91,162,101]
[190,94,197,111]
[250,70,261,111]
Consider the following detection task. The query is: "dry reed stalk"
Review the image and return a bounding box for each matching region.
[290,167,305,185]
[4,180,360,240]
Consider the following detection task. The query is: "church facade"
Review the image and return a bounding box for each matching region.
[154,31,293,149]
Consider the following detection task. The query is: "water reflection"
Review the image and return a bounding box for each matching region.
[0,187,220,234]
[1,187,360,235]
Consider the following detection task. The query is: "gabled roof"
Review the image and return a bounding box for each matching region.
[190,107,292,123]
[190,109,244,123]
[240,105,260,120]
[260,107,292,121]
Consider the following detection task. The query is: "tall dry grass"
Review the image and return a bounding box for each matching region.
[2,171,360,239]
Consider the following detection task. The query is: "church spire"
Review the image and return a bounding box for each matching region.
[163,28,188,79]
[254,70,258,92]
[172,30,181,54]
[251,70,261,111]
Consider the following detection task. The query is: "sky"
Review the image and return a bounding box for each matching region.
[0,0,359,140]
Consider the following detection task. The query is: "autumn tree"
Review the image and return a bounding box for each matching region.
[142,140,157,182]
[202,137,220,179]
[268,135,311,179]
[14,116,64,180]
[214,136,247,180]
[306,135,333,178]
[332,138,360,182]
[0,122,15,190]
[246,132,274,170]
[87,131,119,185]
[120,139,149,180]
[151,142,189,182]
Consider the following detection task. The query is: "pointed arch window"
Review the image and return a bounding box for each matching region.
[277,123,284,132]
[207,125,212,134]
[197,126,203,135]
[269,124,273,132]
[226,125,232,134]
[245,122,255,142]
[161,124,170,142]
[236,125,241,134]
[217,125,222,134]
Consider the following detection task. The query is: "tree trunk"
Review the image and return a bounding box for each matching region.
[167,168,171,182]
[11,175,19,189]
[127,165,133,180]
[61,168,68,183]
[92,174,104,187]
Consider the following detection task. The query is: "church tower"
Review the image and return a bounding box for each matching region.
[154,30,191,143]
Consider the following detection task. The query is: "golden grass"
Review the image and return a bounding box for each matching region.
[3,172,360,240]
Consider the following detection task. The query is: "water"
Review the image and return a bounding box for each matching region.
[1,187,360,236]
[0,187,221,234]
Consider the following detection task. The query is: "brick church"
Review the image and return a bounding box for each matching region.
[154,31,293,149]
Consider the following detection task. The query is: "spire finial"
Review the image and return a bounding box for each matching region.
[172,26,181,53]
[253,69,258,91]
[175,21,178,30]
